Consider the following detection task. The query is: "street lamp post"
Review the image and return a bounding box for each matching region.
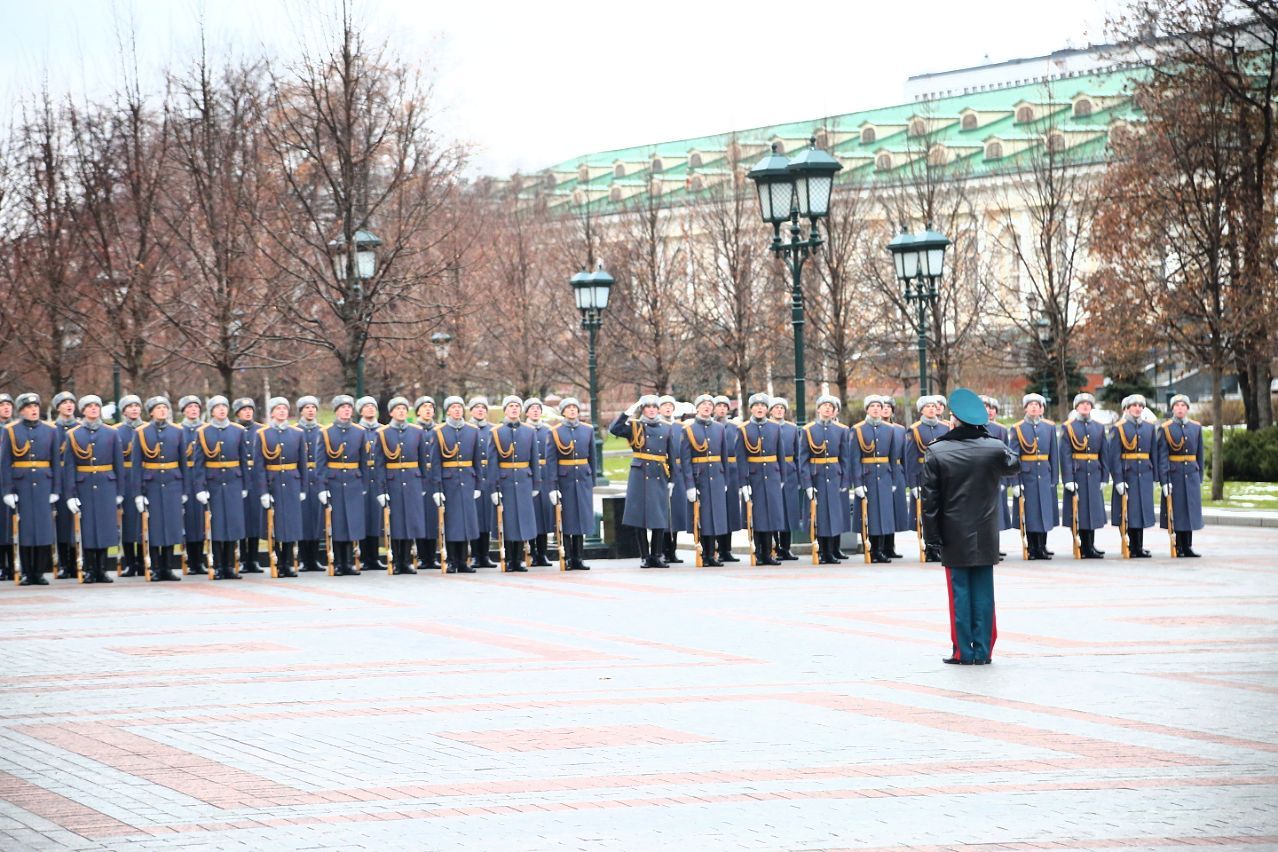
[888,225,950,398]
[748,138,842,425]
[570,264,615,485]
[1026,293,1053,404]
[327,228,382,397]
[430,331,453,371]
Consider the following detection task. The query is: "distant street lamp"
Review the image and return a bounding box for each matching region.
[430,330,453,370]
[570,263,614,485]
[1027,293,1053,404]
[888,224,950,397]
[748,138,842,425]
[327,228,382,397]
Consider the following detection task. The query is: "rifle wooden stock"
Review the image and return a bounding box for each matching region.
[746,499,755,567]
[324,505,335,576]
[693,498,702,568]
[116,507,124,576]
[1018,495,1028,561]
[384,504,393,575]
[810,497,818,565]
[1167,489,1177,557]
[205,508,214,579]
[437,502,446,574]
[142,510,152,582]
[496,500,505,573]
[74,512,84,584]
[555,501,566,572]
[11,512,20,584]
[860,495,871,564]
[916,495,925,564]
[1120,491,1130,559]
[1071,491,1081,559]
[267,506,277,578]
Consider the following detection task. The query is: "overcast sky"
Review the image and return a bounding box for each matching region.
[0,0,1121,176]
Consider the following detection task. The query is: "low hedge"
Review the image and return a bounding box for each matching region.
[1220,426,1278,482]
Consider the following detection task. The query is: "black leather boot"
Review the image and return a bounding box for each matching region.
[756,532,780,565]
[832,538,847,559]
[665,532,683,564]
[56,542,76,579]
[650,529,667,567]
[718,533,739,562]
[777,531,798,561]
[570,535,591,570]
[93,550,113,583]
[20,547,49,585]
[471,533,494,568]
[700,534,723,567]
[507,541,527,572]
[530,533,551,567]
[871,535,891,563]
[1080,530,1104,559]
[1178,531,1200,557]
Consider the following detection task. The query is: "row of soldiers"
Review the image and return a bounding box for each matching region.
[607,388,1205,567]
[0,391,597,585]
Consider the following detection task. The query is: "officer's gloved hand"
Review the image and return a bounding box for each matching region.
[299,492,306,501]
[626,401,642,418]
[115,495,124,506]
[910,487,921,500]
[433,492,445,507]
[377,493,389,508]
[491,492,501,506]
[1010,485,1022,498]
[740,485,752,502]
[66,497,81,514]
[686,487,697,503]
[891,485,897,492]
[182,494,189,504]
[3,494,17,510]
[1162,483,1173,496]
[806,487,815,500]
[260,494,273,509]
[49,493,60,505]
[667,482,675,497]
[1115,482,1128,495]
[854,486,867,499]
[241,489,248,499]
[135,496,148,513]
[196,490,210,504]
[531,490,539,498]
[318,490,330,505]
[549,490,560,506]
[1064,481,1077,493]
[473,489,481,500]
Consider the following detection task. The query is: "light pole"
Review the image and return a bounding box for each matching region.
[1027,293,1053,405]
[570,263,614,485]
[748,138,842,426]
[430,330,453,371]
[888,225,950,398]
[327,228,382,397]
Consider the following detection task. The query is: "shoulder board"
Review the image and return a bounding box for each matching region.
[853,420,866,428]
[289,425,303,433]
[1042,418,1056,425]
[464,422,478,430]
[910,420,922,429]
[1188,419,1201,426]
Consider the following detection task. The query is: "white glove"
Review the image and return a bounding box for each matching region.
[549,490,560,506]
[473,489,482,500]
[626,401,642,417]
[135,496,148,513]
[667,482,675,497]
[115,495,124,506]
[491,491,501,506]
[377,493,389,508]
[299,492,306,501]
[49,493,60,504]
[66,497,81,514]
[182,494,188,504]
[806,487,815,500]
[1010,485,1022,498]
[260,493,273,509]
[686,487,697,503]
[891,485,897,493]
[1064,481,1077,493]
[241,489,248,499]
[740,485,752,502]
[3,494,17,510]
[1162,483,1172,496]
[318,490,330,505]
[911,487,921,500]
[1115,483,1127,495]
[854,486,867,499]
[433,492,445,507]
[196,490,210,504]
[531,490,539,498]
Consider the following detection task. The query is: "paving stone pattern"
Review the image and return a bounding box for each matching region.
[1,526,1276,851]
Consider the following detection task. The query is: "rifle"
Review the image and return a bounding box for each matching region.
[11,512,20,584]
[916,493,925,564]
[745,497,755,567]
[267,505,277,578]
[205,507,215,579]
[860,494,871,565]
[51,508,59,574]
[437,502,446,574]
[324,505,335,576]
[384,504,393,575]
[141,509,152,582]
[1166,487,1177,557]
[116,507,124,576]
[810,495,818,565]
[1018,493,1028,561]
[497,498,506,573]
[74,512,84,584]
[556,501,566,572]
[1071,491,1081,559]
[1120,490,1130,559]
[692,496,702,568]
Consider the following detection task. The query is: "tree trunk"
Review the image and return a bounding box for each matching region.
[1237,350,1258,430]
[1210,362,1224,502]
[219,365,234,399]
[1256,358,1274,429]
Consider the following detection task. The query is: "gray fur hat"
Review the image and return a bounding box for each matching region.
[443,395,465,411]
[558,397,581,414]
[712,395,731,407]
[388,396,411,414]
[414,396,435,411]
[296,395,319,411]
[747,392,771,408]
[1022,393,1047,408]
[178,395,202,412]
[118,394,142,412]
[231,398,255,415]
[638,394,660,408]
[815,394,841,410]
[467,396,489,411]
[15,392,41,410]
[693,393,715,408]
[331,394,355,411]
[658,394,677,407]
[1169,393,1190,408]
[1120,394,1147,409]
[769,396,789,411]
[501,395,523,410]
[267,396,290,413]
[355,396,378,415]
[207,395,230,412]
[524,397,543,413]
[1073,392,1096,407]
[145,395,171,414]
[52,391,76,410]
[77,394,103,411]
[0,393,11,405]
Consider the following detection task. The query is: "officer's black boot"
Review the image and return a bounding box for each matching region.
[415,539,430,571]
[1079,530,1102,559]
[700,534,722,567]
[238,538,260,572]
[55,542,75,579]
[832,538,847,560]
[650,529,667,567]
[530,533,550,567]
[871,535,890,564]
[20,547,47,585]
[887,534,904,559]
[277,543,297,577]
[93,550,113,583]
[777,531,798,561]
[572,535,591,570]
[1133,528,1151,558]
[666,532,684,564]
[1179,531,1200,557]
[118,543,134,577]
[307,540,325,571]
[472,533,494,568]
[507,541,527,572]
[222,542,242,579]
[636,527,654,568]
[718,533,739,562]
[162,547,181,581]
[0,546,11,581]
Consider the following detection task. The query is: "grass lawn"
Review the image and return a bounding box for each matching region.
[1074,481,1278,512]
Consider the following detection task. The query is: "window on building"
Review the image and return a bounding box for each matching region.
[984,141,1003,159]
[814,129,829,149]
[961,113,978,130]
[861,127,875,145]
[875,152,893,171]
[613,163,625,179]
[572,189,585,205]
[1016,105,1034,123]
[689,151,703,168]
[690,174,704,191]
[609,185,622,203]
[1073,98,1093,118]
[928,145,948,166]
[578,165,590,183]
[651,157,663,173]
[1046,132,1067,153]
[543,172,556,189]
[909,118,927,137]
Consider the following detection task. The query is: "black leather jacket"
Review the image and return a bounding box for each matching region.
[921,424,1021,568]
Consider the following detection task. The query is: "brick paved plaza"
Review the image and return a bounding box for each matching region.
[1,525,1276,851]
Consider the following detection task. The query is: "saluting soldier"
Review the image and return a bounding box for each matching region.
[906,396,951,563]
[295,396,326,571]
[1105,394,1158,558]
[468,397,498,569]
[525,398,554,567]
[851,395,897,563]
[430,395,483,573]
[488,396,541,571]
[316,395,370,576]
[192,396,250,580]
[881,397,909,560]
[610,395,678,568]
[798,394,853,564]
[374,397,428,575]
[1009,393,1059,560]
[659,395,688,565]
[0,394,16,581]
[737,392,787,565]
[1157,393,1204,557]
[133,397,186,581]
[50,390,80,578]
[115,395,146,576]
[1,393,60,585]
[178,395,207,573]
[712,396,743,563]
[1061,392,1108,559]
[413,396,441,571]
[61,395,125,583]
[681,394,730,566]
[543,397,595,570]
[233,399,267,573]
[768,397,801,561]
[355,397,385,572]
[254,397,307,578]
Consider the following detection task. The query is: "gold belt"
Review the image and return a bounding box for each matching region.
[860,456,888,464]
[1072,453,1099,461]
[691,455,721,464]
[747,455,777,463]
[143,461,178,470]
[1020,454,1048,462]
[186,461,195,468]
[307,462,317,469]
[75,464,113,473]
[327,462,359,470]
[1169,454,1196,462]
[385,462,418,470]
[499,462,529,469]
[266,463,298,472]
[12,460,50,469]
[558,458,589,466]
[633,452,667,462]
[122,462,133,468]
[1121,452,1149,460]
[784,456,794,462]
[727,456,737,463]
[206,460,239,469]
[810,458,839,465]
[442,460,472,468]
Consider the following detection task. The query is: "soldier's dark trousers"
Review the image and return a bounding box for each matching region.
[1078,529,1104,559]
[471,533,496,568]
[886,534,903,558]
[1127,528,1150,558]
[119,542,137,576]
[240,538,262,572]
[389,540,415,574]
[699,534,722,566]
[272,542,298,577]
[567,534,591,570]
[531,533,551,567]
[501,541,528,572]
[1175,531,1199,557]
[80,549,113,584]
[18,546,52,585]
[213,542,241,580]
[664,532,684,564]
[445,541,473,573]
[184,540,204,575]
[0,546,13,580]
[55,542,77,579]
[716,533,740,562]
[360,536,382,571]
[415,538,438,570]
[777,531,798,560]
